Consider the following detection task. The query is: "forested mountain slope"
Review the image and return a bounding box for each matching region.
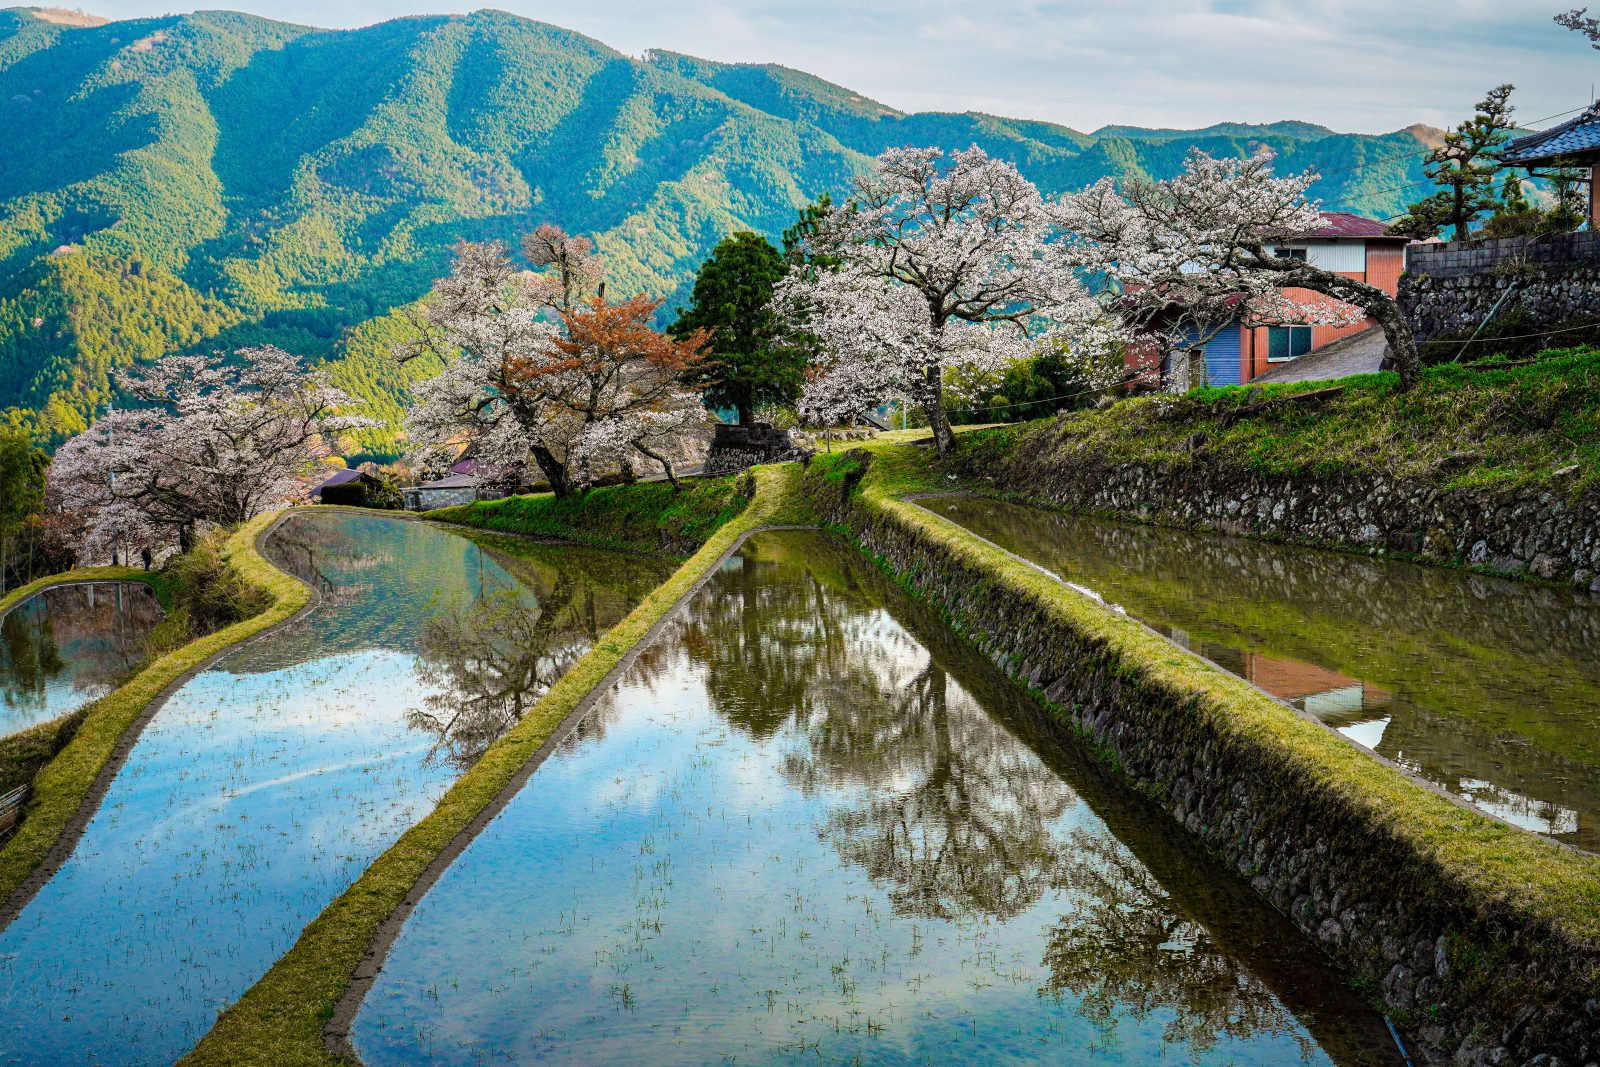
[0,6,1434,457]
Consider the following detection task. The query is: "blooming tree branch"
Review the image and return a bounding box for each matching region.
[49,346,371,558]
[1053,149,1419,389]
[775,146,1122,454]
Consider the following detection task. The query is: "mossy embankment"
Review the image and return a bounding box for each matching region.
[802,436,1600,1064]
[0,515,310,914]
[184,465,808,1067]
[945,348,1600,586]
[961,347,1600,494]
[427,473,752,557]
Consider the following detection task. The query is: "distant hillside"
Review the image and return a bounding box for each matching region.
[0,6,1434,458]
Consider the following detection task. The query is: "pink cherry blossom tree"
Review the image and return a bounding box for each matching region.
[776,146,1121,454]
[403,237,709,496]
[50,346,370,558]
[1053,149,1418,389]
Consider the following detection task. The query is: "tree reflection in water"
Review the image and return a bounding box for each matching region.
[410,575,596,769]
[1043,827,1310,1055]
[686,532,1308,1055]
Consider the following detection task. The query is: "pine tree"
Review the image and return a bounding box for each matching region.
[1393,85,1517,240]
[671,232,802,425]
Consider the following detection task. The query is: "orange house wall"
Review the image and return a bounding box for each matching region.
[1243,241,1407,382]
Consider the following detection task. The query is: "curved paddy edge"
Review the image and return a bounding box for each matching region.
[182,464,807,1067]
[805,439,1600,1067]
[0,512,314,925]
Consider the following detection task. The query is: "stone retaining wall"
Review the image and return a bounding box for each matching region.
[950,447,1600,590]
[1400,232,1600,344]
[806,453,1600,1067]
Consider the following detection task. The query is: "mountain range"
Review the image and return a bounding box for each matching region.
[0,6,1438,458]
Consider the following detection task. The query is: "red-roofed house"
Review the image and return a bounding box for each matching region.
[1128,211,1411,387]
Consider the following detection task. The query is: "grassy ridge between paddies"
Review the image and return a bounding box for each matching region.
[954,346,1600,497]
[0,567,161,795]
[831,435,1600,940]
[427,474,752,556]
[184,463,808,1067]
[0,514,310,909]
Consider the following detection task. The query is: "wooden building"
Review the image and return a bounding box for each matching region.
[1129,211,1410,388]
[1501,100,1600,227]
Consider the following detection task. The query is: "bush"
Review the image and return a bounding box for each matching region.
[157,532,272,642]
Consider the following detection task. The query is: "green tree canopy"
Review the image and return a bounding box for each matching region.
[1393,85,1517,240]
[671,231,802,425]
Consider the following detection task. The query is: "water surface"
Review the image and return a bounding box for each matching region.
[0,511,671,1065]
[0,582,162,737]
[354,530,1397,1066]
[920,495,1600,852]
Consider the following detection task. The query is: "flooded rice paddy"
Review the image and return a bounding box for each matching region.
[0,582,162,738]
[353,530,1398,1066]
[0,511,670,1065]
[920,495,1600,853]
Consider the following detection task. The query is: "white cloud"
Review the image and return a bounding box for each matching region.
[85,0,1594,132]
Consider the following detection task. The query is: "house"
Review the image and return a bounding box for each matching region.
[1129,211,1411,388]
[402,473,479,512]
[311,468,377,505]
[1501,100,1600,228]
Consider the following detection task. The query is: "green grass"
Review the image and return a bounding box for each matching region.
[818,435,1600,940]
[183,464,805,1066]
[952,346,1600,497]
[0,513,309,904]
[428,474,755,557]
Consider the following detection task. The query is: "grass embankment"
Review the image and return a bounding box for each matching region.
[0,514,309,907]
[428,474,752,556]
[956,346,1600,496]
[0,567,159,795]
[820,436,1600,941]
[184,464,808,1067]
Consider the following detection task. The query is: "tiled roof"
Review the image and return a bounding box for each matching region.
[1503,102,1600,164]
[415,473,477,490]
[313,468,364,493]
[1309,211,1399,240]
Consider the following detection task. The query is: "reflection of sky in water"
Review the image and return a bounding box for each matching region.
[0,582,162,737]
[355,533,1387,1067]
[0,512,661,1066]
[919,496,1600,852]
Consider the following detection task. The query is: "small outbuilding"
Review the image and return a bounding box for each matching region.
[403,473,479,512]
[312,468,377,505]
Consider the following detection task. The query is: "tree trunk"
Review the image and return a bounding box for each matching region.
[528,445,572,499]
[921,366,956,455]
[1275,265,1421,391]
[634,443,679,489]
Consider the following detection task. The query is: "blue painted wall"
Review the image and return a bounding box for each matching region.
[1180,325,1244,386]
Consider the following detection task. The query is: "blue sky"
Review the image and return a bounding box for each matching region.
[67,0,1597,133]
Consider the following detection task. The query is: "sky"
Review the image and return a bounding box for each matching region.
[61,0,1599,133]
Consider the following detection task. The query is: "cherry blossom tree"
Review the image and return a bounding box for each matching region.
[405,238,709,496]
[50,347,370,558]
[1054,149,1420,389]
[775,146,1119,454]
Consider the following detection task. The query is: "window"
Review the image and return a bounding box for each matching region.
[1267,325,1313,361]
[1274,247,1308,261]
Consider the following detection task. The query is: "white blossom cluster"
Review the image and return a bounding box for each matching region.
[776,147,1125,449]
[404,240,706,493]
[1054,149,1368,347]
[50,346,371,558]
